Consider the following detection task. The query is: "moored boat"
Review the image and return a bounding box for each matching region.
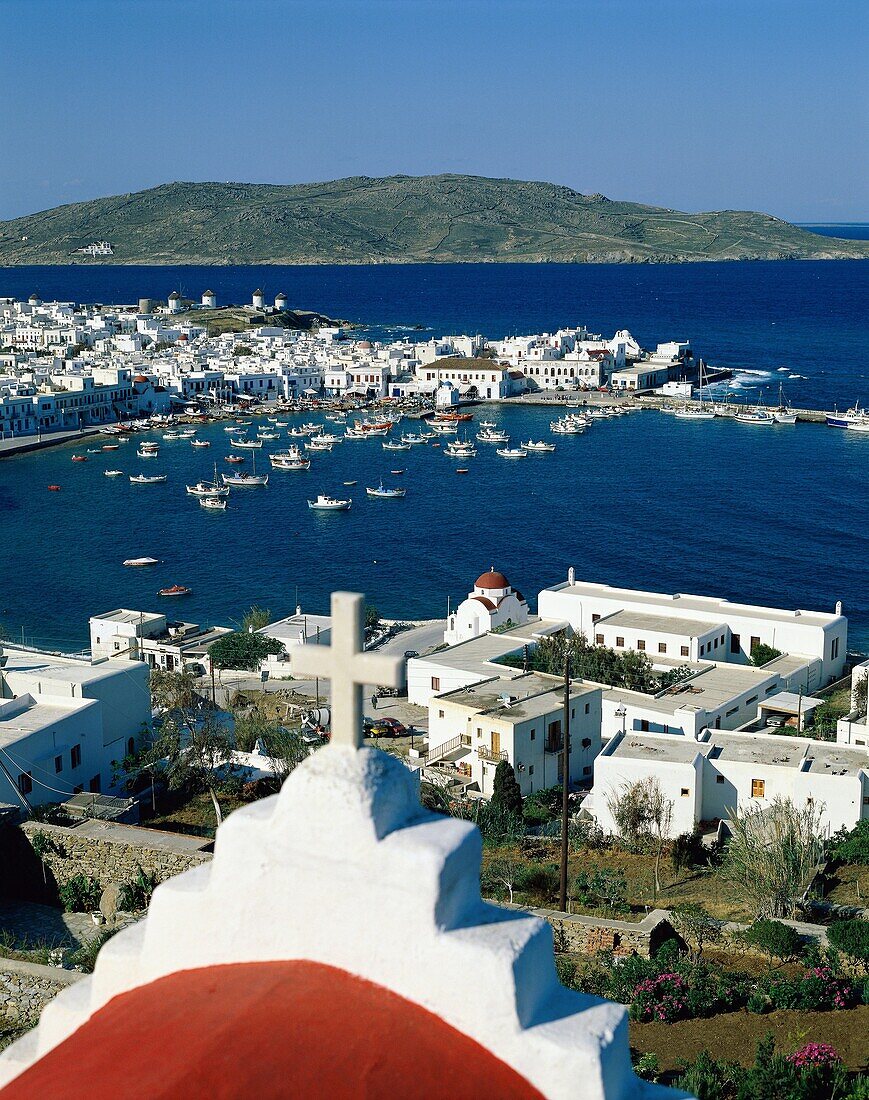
[130,474,168,484]
[523,440,556,452]
[199,496,228,511]
[123,556,160,567]
[366,481,407,499]
[104,469,124,477]
[158,584,192,598]
[307,494,352,511]
[496,447,528,459]
[191,439,211,448]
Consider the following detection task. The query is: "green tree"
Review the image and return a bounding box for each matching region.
[240,605,271,632]
[209,631,284,672]
[491,760,523,818]
[743,919,801,962]
[364,604,381,634]
[721,797,825,919]
[827,919,869,974]
[670,903,724,962]
[146,714,240,827]
[750,642,782,666]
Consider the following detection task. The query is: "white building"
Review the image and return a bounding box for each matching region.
[591,727,869,838]
[837,658,869,746]
[89,610,232,675]
[0,646,150,809]
[426,671,602,798]
[444,569,529,646]
[538,574,847,688]
[254,611,330,678]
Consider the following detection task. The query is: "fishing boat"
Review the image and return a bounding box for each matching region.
[191,439,211,448]
[187,466,230,498]
[137,442,159,457]
[343,480,357,486]
[550,418,584,434]
[383,440,411,451]
[523,440,556,452]
[130,474,168,484]
[231,438,262,449]
[221,470,269,486]
[86,448,102,454]
[224,426,246,433]
[400,433,428,445]
[162,431,179,440]
[366,482,407,499]
[456,468,469,474]
[306,438,333,452]
[270,445,311,470]
[199,496,227,511]
[257,431,280,440]
[496,447,528,459]
[390,469,405,475]
[845,419,869,433]
[434,411,473,422]
[123,557,160,567]
[104,469,124,477]
[301,422,322,434]
[307,494,352,511]
[269,420,288,427]
[444,440,477,458]
[71,454,88,462]
[158,584,192,598]
[287,427,309,438]
[319,432,342,444]
[736,408,775,425]
[480,420,496,428]
[225,454,245,464]
[477,427,509,443]
[177,429,197,439]
[674,360,717,419]
[430,421,458,435]
[826,404,867,429]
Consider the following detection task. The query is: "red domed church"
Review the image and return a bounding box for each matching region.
[445,568,530,646]
[0,594,676,1100]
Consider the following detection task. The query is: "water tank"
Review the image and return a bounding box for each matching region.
[138,298,153,315]
[305,707,331,728]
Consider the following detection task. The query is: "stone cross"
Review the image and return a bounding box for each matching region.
[290,592,403,748]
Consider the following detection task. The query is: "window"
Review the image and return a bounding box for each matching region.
[680,788,690,797]
[528,765,534,776]
[127,737,135,756]
[750,636,760,652]
[54,755,63,774]
[18,772,32,795]
[658,642,667,654]
[595,633,604,645]
[438,710,444,719]
[584,703,590,714]
[746,695,758,706]
[591,614,600,624]
[716,775,725,785]
[726,706,738,717]
[71,744,81,769]
[700,644,705,656]
[615,636,624,648]
[88,775,101,794]
[681,645,689,657]
[581,737,591,749]
[571,708,575,719]
[637,639,646,651]
[529,728,535,741]
[431,676,440,691]
[73,785,83,795]
[832,637,840,659]
[751,778,765,798]
[639,719,650,732]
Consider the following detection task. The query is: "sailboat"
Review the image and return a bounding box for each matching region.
[221,450,269,486]
[674,360,716,419]
[187,463,230,498]
[773,382,797,424]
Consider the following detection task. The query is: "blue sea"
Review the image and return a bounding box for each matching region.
[0,260,866,653]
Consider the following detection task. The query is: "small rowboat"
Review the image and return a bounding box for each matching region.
[104,469,124,477]
[199,496,227,511]
[366,482,407,499]
[225,455,246,464]
[102,444,119,451]
[47,484,61,491]
[456,469,469,474]
[158,584,192,597]
[71,455,87,462]
[191,439,210,448]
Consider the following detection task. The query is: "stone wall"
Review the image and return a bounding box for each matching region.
[0,958,82,1026]
[1,821,212,903]
[507,904,678,958]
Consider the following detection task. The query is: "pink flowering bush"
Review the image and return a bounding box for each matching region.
[787,1042,841,1070]
[797,966,855,1011]
[629,973,689,1023]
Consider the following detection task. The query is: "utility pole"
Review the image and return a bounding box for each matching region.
[559,651,572,913]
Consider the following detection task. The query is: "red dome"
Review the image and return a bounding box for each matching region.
[0,962,542,1100]
[475,570,509,590]
[133,375,149,384]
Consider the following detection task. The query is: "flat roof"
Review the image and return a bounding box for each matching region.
[606,662,776,717]
[416,618,568,678]
[545,579,843,628]
[3,651,144,686]
[90,609,165,627]
[607,734,708,766]
[0,693,94,746]
[708,733,806,770]
[759,691,824,714]
[597,609,724,637]
[442,671,596,724]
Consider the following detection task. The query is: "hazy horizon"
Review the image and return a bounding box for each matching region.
[1,0,866,223]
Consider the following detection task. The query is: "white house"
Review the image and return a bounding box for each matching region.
[837,658,869,746]
[444,569,529,646]
[538,573,848,688]
[89,609,232,675]
[591,728,869,838]
[0,646,150,809]
[426,671,602,798]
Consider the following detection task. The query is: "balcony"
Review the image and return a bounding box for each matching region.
[477,746,508,764]
[544,738,564,755]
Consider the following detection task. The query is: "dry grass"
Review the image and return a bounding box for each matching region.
[631,1006,869,1073]
[822,862,869,907]
[142,791,246,839]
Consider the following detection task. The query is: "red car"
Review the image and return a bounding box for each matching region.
[368,717,407,738]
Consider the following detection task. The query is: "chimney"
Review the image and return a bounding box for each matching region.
[835,601,843,616]
[568,566,575,585]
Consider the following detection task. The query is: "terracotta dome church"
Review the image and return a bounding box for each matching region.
[444,568,530,646]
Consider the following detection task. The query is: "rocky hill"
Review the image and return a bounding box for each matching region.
[0,175,864,265]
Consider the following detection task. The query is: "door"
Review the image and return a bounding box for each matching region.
[491,731,500,756]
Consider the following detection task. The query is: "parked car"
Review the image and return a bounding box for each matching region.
[368,718,407,739]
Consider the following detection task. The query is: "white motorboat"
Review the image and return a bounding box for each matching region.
[199,496,227,511]
[400,433,428,445]
[845,419,869,433]
[191,439,211,448]
[130,474,168,484]
[674,408,716,420]
[480,419,496,428]
[270,445,311,470]
[104,469,124,477]
[231,438,262,449]
[221,471,269,486]
[736,409,775,425]
[123,557,160,567]
[523,440,556,452]
[430,421,458,435]
[287,427,309,438]
[477,428,509,443]
[319,432,342,444]
[444,441,477,457]
[383,440,411,451]
[162,431,179,440]
[496,447,528,459]
[550,419,584,434]
[306,438,333,452]
[366,482,407,499]
[186,481,230,498]
[257,431,280,440]
[177,429,197,439]
[774,411,798,425]
[307,494,352,511]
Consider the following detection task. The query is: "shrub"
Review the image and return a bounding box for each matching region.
[670,903,724,961]
[751,642,782,666]
[632,1052,660,1083]
[796,966,855,1011]
[684,964,746,1018]
[747,988,772,1014]
[743,919,801,961]
[670,828,705,874]
[827,919,869,970]
[58,874,102,913]
[515,861,560,899]
[630,972,690,1023]
[522,785,562,826]
[829,821,869,864]
[569,868,628,913]
[117,865,159,912]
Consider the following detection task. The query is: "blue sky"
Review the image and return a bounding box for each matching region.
[1,0,866,222]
